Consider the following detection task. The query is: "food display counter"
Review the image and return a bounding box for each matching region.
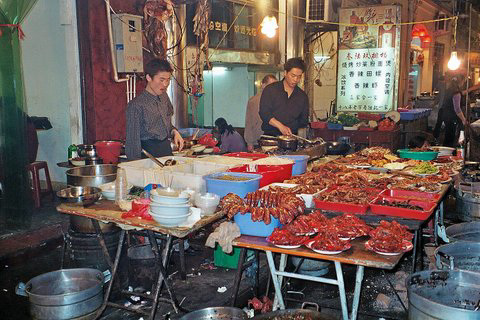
[311,128,402,151]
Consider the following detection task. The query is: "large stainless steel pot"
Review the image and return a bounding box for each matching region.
[455,186,480,221]
[16,268,109,320]
[180,307,247,320]
[406,270,480,319]
[435,241,480,272]
[66,164,117,187]
[446,221,480,242]
[70,215,118,233]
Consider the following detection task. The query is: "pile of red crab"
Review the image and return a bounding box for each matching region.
[220,190,306,225]
[365,220,414,254]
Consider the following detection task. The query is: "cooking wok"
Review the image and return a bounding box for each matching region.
[252,309,334,320]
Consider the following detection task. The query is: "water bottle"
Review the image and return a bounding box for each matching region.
[68,144,78,159]
[115,168,128,204]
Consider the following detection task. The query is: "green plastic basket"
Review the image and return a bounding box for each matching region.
[213,244,254,269]
[397,149,439,161]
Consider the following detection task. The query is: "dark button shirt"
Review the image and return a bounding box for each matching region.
[125,91,173,160]
[259,80,309,136]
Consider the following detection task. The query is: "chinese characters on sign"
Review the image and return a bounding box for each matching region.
[336,6,400,112]
[209,20,257,37]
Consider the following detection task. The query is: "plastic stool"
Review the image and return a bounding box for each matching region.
[26,161,54,208]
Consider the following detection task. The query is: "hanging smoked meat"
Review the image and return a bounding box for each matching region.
[143,0,174,59]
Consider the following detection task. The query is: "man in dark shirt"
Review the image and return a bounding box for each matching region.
[259,57,309,136]
[125,59,184,160]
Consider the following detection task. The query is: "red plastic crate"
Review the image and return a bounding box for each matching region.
[313,187,382,214]
[370,196,436,220]
[357,113,383,121]
[224,152,268,161]
[310,121,327,129]
[379,189,441,203]
[359,127,375,131]
[228,164,292,188]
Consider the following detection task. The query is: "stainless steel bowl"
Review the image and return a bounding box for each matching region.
[85,157,103,165]
[57,186,102,205]
[66,164,117,187]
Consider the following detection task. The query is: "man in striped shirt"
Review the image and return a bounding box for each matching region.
[126,59,184,160]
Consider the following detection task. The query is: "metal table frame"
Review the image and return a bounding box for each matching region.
[233,236,402,320]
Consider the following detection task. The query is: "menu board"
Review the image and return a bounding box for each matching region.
[336,5,401,112]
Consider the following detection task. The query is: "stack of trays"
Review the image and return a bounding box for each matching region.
[149,188,191,227]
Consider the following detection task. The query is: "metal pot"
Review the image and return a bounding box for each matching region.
[326,141,351,155]
[259,138,279,147]
[435,241,480,272]
[66,164,117,187]
[446,221,480,242]
[85,157,103,165]
[184,138,198,149]
[16,268,110,320]
[180,307,247,320]
[77,144,97,158]
[277,135,298,150]
[406,270,480,319]
[455,186,480,221]
[69,215,118,233]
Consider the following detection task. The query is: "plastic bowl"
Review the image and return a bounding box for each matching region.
[149,211,191,226]
[149,202,190,216]
[150,189,190,204]
[397,149,439,161]
[195,193,220,215]
[99,182,133,200]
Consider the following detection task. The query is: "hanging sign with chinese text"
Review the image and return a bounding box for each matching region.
[336,5,401,112]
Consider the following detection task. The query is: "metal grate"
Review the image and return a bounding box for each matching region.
[307,0,326,22]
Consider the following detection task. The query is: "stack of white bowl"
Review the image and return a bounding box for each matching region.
[149,188,191,227]
[431,146,455,157]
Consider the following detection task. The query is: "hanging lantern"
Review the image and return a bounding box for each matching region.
[423,35,432,43]
[418,30,426,37]
[260,16,278,38]
[447,51,461,70]
[412,30,420,37]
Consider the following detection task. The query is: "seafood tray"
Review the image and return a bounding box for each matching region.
[314,187,382,214]
[379,189,441,203]
[370,196,436,220]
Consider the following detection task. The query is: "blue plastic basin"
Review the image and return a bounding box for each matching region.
[234,212,281,237]
[278,155,309,176]
[204,172,262,198]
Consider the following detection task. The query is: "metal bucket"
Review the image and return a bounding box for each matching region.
[127,244,158,291]
[406,270,480,320]
[66,164,117,187]
[16,268,109,320]
[455,186,480,221]
[446,221,480,242]
[435,241,480,272]
[179,307,247,320]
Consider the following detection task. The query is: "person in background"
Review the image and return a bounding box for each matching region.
[435,76,468,147]
[259,57,309,136]
[244,74,277,151]
[125,59,184,160]
[214,117,247,153]
[408,135,430,149]
[433,75,446,139]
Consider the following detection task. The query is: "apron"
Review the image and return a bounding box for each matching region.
[141,138,173,158]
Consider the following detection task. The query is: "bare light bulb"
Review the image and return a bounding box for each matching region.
[260,16,278,38]
[448,51,461,70]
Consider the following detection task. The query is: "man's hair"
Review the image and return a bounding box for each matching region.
[261,74,277,84]
[145,59,173,78]
[284,57,306,73]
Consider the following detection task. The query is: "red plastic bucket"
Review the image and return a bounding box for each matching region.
[228,164,292,188]
[94,140,123,164]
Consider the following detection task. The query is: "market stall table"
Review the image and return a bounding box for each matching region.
[56,200,225,320]
[233,235,404,320]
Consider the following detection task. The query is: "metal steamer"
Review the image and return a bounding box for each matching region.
[406,270,480,320]
[179,307,248,320]
[16,268,110,320]
[435,241,480,272]
[455,184,480,221]
[446,221,480,242]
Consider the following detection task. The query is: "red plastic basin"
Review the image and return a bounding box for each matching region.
[228,163,292,188]
[224,152,269,161]
[94,140,123,164]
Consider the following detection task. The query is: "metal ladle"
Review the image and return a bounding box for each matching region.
[142,149,164,168]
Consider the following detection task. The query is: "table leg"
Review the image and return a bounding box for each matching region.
[412,230,419,273]
[272,254,287,310]
[350,266,364,320]
[333,261,348,320]
[265,251,285,310]
[178,239,186,280]
[92,219,113,269]
[94,229,126,320]
[434,207,439,246]
[230,248,247,307]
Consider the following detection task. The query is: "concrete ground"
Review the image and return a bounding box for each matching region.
[0,194,458,320]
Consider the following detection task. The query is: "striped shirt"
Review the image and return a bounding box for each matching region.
[125,91,174,160]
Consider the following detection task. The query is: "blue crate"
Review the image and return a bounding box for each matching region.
[278,155,309,176]
[234,212,281,237]
[204,172,262,198]
[327,123,343,130]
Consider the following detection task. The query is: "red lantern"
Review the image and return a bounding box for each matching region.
[423,35,432,43]
[412,30,420,37]
[418,30,426,37]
